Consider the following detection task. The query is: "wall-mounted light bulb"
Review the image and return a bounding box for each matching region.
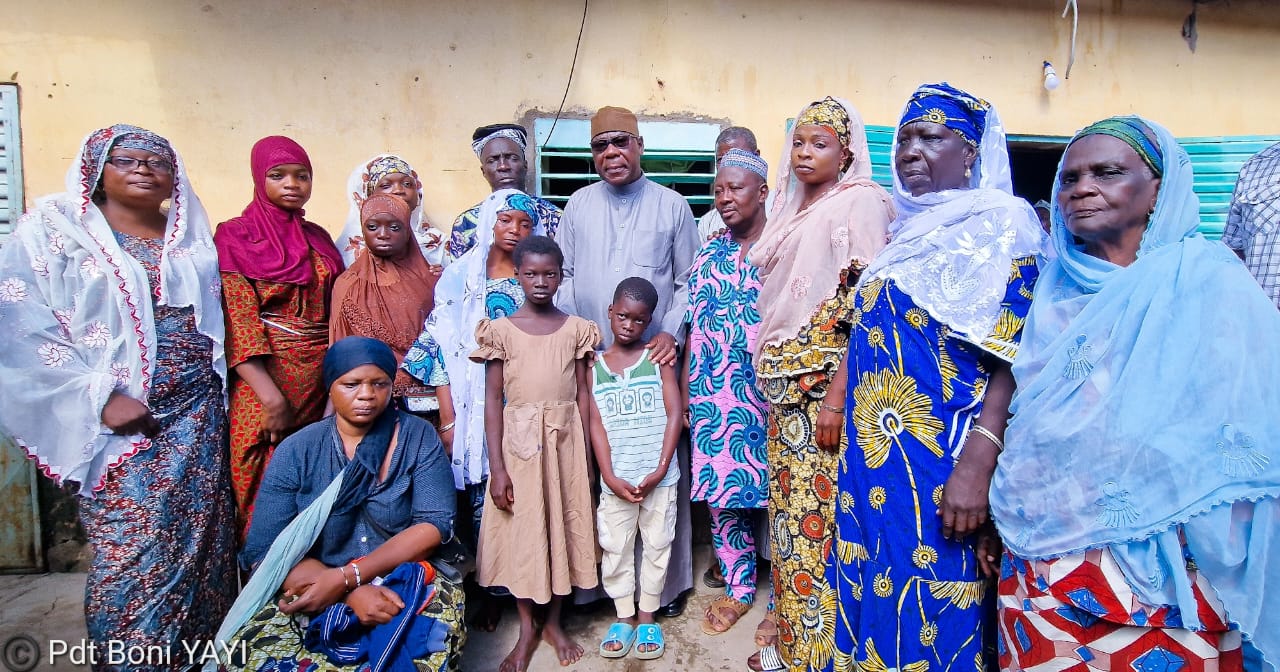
[1043,61,1061,91]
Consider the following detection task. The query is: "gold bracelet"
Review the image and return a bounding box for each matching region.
[819,403,844,414]
[969,424,1004,452]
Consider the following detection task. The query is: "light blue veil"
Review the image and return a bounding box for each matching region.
[992,116,1280,661]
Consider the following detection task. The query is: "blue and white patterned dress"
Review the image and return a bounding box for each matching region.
[402,277,524,387]
[79,232,236,671]
[402,275,525,553]
[821,258,1037,672]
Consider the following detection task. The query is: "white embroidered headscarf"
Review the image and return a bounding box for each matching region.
[426,189,544,488]
[859,83,1045,352]
[338,153,446,266]
[0,124,225,495]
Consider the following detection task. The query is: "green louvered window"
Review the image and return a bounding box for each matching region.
[533,118,720,218]
[865,125,897,191]
[0,84,24,241]
[1179,136,1280,240]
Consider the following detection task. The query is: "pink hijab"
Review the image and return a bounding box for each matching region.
[747,97,894,357]
[214,136,344,285]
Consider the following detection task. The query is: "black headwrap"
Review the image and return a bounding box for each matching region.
[323,337,400,536]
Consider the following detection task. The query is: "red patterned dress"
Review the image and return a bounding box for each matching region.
[998,548,1242,672]
[223,249,334,539]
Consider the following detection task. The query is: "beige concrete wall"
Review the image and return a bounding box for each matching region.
[3,0,1276,234]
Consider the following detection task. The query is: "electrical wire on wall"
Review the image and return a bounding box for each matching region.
[1061,0,1078,78]
[542,0,589,150]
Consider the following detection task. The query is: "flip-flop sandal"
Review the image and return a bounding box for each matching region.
[633,623,666,660]
[702,565,727,589]
[747,645,786,672]
[754,614,779,648]
[701,595,751,635]
[598,622,636,659]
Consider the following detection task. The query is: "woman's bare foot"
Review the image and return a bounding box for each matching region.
[542,620,584,666]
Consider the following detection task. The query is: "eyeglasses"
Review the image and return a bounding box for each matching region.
[590,134,636,153]
[106,156,174,174]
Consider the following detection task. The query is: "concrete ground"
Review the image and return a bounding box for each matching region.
[0,544,768,672]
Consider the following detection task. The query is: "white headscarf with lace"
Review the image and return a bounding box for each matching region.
[0,124,225,495]
[860,84,1046,351]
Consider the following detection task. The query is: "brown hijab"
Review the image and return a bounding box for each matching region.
[329,194,438,394]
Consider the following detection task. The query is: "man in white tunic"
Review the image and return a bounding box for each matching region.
[557,105,700,615]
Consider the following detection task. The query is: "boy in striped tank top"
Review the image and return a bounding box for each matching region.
[588,277,683,661]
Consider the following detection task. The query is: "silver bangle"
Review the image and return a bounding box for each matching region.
[969,424,1004,452]
[438,421,456,433]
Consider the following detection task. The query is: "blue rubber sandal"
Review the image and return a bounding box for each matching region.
[599,622,636,659]
[633,623,665,660]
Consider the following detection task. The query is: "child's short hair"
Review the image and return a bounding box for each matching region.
[513,235,563,268]
[612,276,659,313]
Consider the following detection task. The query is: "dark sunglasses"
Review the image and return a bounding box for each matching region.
[590,134,636,153]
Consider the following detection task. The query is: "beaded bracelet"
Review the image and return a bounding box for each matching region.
[350,562,363,588]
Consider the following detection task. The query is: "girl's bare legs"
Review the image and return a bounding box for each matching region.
[499,597,541,672]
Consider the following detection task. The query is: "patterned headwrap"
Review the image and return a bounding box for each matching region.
[497,191,541,225]
[719,148,768,180]
[794,97,852,147]
[471,123,528,158]
[82,123,176,186]
[361,155,416,196]
[1073,116,1164,177]
[898,82,991,148]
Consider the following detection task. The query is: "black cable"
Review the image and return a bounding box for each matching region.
[542,0,588,150]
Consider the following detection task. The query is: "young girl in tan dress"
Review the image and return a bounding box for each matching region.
[470,235,601,672]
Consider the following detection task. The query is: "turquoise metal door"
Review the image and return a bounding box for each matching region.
[0,436,43,572]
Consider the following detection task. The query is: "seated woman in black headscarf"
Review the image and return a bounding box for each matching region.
[215,336,464,672]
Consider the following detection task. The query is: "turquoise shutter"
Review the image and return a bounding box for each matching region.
[1177,135,1280,240]
[0,85,24,241]
[866,125,896,192]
